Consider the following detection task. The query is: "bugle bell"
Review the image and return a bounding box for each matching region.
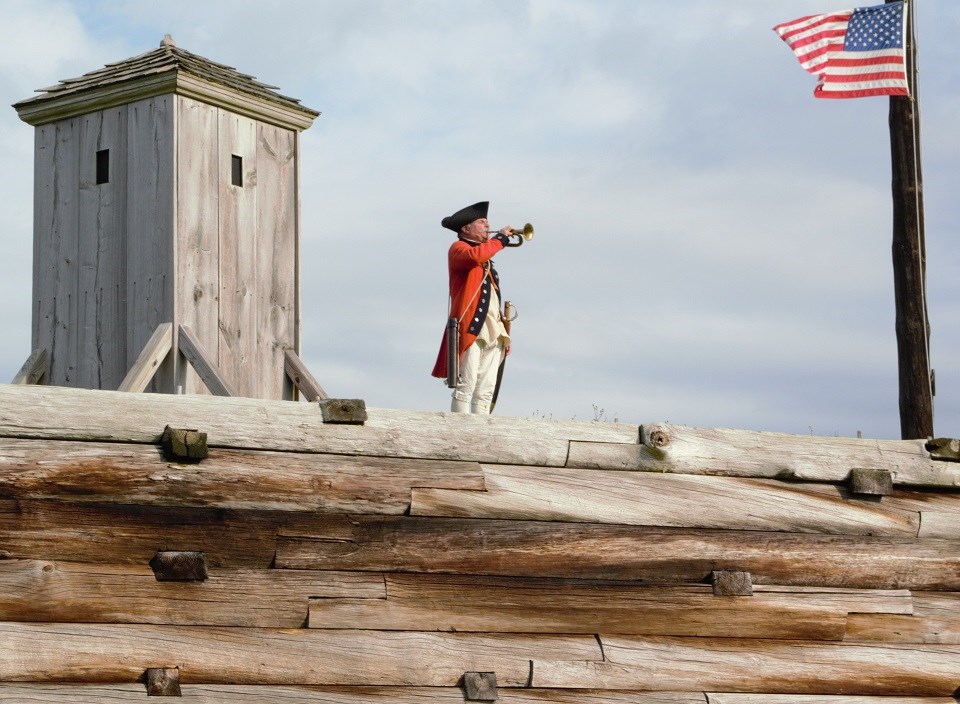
[488,223,534,247]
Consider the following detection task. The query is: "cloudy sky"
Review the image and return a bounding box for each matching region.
[1,0,957,440]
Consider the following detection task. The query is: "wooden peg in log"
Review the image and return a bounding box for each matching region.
[927,437,960,462]
[462,671,498,701]
[318,399,367,424]
[160,425,208,463]
[850,468,894,496]
[149,551,208,582]
[712,570,753,596]
[145,667,181,696]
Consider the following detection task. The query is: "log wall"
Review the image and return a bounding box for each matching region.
[1,384,959,701]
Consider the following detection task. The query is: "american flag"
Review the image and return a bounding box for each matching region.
[774,1,909,99]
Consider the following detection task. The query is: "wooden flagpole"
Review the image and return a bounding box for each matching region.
[887,0,933,439]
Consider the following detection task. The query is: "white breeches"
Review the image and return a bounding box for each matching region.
[451,340,505,414]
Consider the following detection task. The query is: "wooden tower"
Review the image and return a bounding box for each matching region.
[13,36,319,399]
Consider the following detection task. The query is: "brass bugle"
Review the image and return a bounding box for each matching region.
[488,223,534,247]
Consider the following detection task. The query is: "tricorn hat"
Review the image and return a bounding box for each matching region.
[441,201,489,232]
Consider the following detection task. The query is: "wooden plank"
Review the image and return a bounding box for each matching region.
[76,106,129,391]
[0,685,708,703]
[309,574,909,639]
[11,348,49,385]
[0,438,483,512]
[284,349,329,401]
[256,123,297,400]
[707,696,956,704]
[532,636,960,695]
[126,95,175,393]
[116,322,173,392]
[844,592,960,644]
[275,515,960,590]
[0,623,601,686]
[179,324,237,397]
[48,117,81,386]
[0,560,384,627]
[0,498,292,567]
[0,385,638,464]
[176,96,220,396]
[878,491,960,539]
[567,423,960,487]
[412,465,920,537]
[218,110,258,397]
[31,122,57,366]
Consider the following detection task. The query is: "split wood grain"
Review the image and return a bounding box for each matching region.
[844,592,960,644]
[878,491,960,539]
[0,560,384,627]
[533,636,960,695]
[308,574,909,639]
[0,385,637,465]
[0,437,483,513]
[0,623,600,686]
[274,515,960,590]
[567,423,960,487]
[411,465,920,536]
[0,498,336,567]
[0,685,708,703]
[707,696,958,704]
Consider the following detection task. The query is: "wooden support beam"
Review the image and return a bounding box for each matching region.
[0,623,601,686]
[117,323,173,393]
[0,438,484,513]
[566,423,960,487]
[844,592,960,645]
[0,385,639,465]
[275,515,960,590]
[149,551,208,582]
[532,636,960,695]
[850,469,894,497]
[283,349,328,401]
[11,348,49,385]
[0,685,711,703]
[145,668,181,696]
[160,426,208,463]
[707,695,957,704]
[411,464,919,537]
[0,559,385,627]
[178,325,237,397]
[307,574,909,640]
[319,399,367,425]
[462,672,497,702]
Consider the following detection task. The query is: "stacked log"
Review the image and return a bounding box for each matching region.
[1,384,959,702]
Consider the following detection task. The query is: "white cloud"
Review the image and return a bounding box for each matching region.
[0,0,957,439]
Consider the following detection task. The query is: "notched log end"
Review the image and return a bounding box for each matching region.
[927,437,960,462]
[849,468,894,496]
[712,570,753,596]
[319,398,367,424]
[145,667,181,696]
[638,423,670,463]
[149,550,208,582]
[160,425,208,463]
[462,671,498,701]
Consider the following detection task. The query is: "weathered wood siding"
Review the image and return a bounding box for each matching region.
[29,95,299,399]
[174,98,298,399]
[176,96,220,395]
[126,95,176,393]
[30,97,174,392]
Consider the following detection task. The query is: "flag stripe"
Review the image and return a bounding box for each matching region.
[774,1,909,100]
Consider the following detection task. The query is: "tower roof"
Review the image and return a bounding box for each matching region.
[13,35,319,130]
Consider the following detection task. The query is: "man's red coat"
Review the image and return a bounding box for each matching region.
[431,236,505,379]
